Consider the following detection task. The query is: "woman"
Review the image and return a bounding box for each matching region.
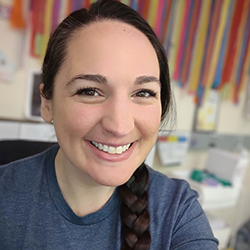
[0,0,218,249]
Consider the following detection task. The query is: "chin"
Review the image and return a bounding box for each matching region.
[91,169,135,187]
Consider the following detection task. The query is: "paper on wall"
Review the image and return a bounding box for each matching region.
[0,50,15,83]
[157,131,190,166]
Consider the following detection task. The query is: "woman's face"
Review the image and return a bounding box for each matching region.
[41,20,162,187]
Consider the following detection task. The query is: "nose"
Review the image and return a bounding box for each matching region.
[101,96,135,137]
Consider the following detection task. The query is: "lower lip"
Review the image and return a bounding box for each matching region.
[86,141,136,162]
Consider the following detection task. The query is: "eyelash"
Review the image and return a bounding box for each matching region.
[75,87,157,98]
[134,89,157,98]
[75,87,100,96]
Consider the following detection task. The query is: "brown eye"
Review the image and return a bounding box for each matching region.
[76,88,99,96]
[134,89,156,98]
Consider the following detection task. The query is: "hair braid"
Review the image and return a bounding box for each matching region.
[119,164,151,250]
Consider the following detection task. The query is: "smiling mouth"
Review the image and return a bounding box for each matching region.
[91,141,132,154]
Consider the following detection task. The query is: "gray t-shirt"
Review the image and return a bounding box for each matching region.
[0,145,218,249]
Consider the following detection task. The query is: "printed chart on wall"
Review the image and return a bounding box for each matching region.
[193,90,220,132]
[157,131,190,166]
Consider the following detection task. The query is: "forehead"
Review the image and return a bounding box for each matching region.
[59,20,159,82]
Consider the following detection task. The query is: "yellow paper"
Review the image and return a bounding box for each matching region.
[240,47,250,94]
[188,0,212,93]
[239,2,250,95]
[168,0,185,77]
[120,0,130,5]
[41,0,54,58]
[204,0,231,99]
[58,0,68,23]
[228,0,249,101]
[148,0,159,29]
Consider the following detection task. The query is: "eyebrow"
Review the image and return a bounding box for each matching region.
[66,74,160,86]
[66,74,107,86]
[135,75,160,85]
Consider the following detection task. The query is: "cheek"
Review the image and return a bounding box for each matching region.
[54,102,99,135]
[136,104,162,136]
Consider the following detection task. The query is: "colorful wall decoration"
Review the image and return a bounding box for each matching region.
[8,0,250,104]
[0,0,12,19]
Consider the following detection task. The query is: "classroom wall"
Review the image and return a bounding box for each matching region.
[0,18,41,120]
[173,84,250,134]
[217,89,250,134]
[1,15,250,134]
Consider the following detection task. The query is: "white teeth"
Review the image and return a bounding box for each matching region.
[103,145,108,152]
[108,146,116,154]
[116,146,123,154]
[91,141,131,154]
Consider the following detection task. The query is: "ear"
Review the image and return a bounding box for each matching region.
[40,83,53,123]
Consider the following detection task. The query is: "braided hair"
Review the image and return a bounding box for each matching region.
[119,164,151,250]
[41,1,173,249]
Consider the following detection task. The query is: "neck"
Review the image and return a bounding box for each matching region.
[55,148,116,217]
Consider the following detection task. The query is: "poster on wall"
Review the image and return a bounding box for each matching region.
[25,70,44,122]
[0,50,15,83]
[193,90,220,132]
[157,131,190,166]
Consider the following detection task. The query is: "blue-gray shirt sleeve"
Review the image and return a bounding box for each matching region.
[147,167,219,249]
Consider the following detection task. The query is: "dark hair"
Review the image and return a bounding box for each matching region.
[42,1,174,249]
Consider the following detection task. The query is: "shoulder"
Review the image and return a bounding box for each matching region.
[147,166,198,204]
[147,167,219,248]
[0,145,58,194]
[147,166,201,228]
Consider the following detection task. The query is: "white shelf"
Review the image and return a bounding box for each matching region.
[0,120,57,142]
